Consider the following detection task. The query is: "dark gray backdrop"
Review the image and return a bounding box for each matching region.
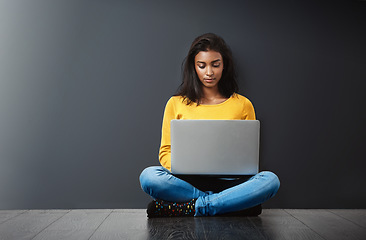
[0,0,365,209]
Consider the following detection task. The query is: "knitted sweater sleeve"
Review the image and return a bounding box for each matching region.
[158,97,176,171]
[243,97,256,120]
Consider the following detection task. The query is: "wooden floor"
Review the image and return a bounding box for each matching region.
[0,209,365,240]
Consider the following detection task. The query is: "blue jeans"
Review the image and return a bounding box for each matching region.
[139,166,280,217]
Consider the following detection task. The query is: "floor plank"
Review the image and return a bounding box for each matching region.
[0,210,28,224]
[285,209,366,240]
[195,216,264,240]
[89,209,149,240]
[148,215,263,240]
[148,217,205,240]
[250,209,324,240]
[0,209,364,240]
[328,209,366,228]
[0,210,69,240]
[32,209,112,240]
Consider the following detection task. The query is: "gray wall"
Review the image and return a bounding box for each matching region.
[0,0,365,209]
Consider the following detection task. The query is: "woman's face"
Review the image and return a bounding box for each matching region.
[194,50,224,89]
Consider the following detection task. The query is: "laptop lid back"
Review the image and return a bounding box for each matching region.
[171,120,260,176]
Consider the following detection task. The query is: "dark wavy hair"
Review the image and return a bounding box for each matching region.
[175,33,238,105]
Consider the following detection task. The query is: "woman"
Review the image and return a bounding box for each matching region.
[140,33,280,217]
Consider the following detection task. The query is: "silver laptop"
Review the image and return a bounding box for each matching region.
[171,120,260,176]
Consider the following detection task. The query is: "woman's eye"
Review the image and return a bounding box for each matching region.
[213,64,220,68]
[198,65,205,69]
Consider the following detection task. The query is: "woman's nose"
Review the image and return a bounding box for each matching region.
[206,67,213,76]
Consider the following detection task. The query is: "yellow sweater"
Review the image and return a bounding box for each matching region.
[159,93,256,171]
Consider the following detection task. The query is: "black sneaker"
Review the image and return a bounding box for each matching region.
[147,199,196,218]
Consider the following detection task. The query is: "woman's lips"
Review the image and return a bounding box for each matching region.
[204,78,215,83]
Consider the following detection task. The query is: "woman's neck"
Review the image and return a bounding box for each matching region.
[200,87,228,105]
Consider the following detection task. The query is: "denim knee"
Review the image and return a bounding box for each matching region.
[259,171,280,195]
[139,166,169,196]
[139,166,156,193]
